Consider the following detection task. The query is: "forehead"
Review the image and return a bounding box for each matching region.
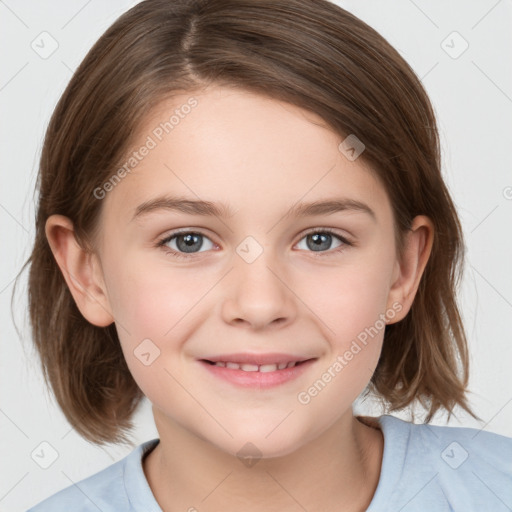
[101,85,390,229]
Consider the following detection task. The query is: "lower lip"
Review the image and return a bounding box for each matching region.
[199,359,316,389]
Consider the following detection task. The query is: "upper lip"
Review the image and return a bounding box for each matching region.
[200,353,316,366]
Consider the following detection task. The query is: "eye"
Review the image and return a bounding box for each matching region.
[157,230,216,259]
[156,227,352,260]
[295,228,352,256]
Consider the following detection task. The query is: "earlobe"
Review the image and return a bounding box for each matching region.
[386,215,434,323]
[45,214,115,327]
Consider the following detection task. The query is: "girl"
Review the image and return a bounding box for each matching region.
[21,0,512,510]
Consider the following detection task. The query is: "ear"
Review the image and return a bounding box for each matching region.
[385,215,434,324]
[45,214,114,327]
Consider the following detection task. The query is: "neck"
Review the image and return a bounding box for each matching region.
[143,411,384,512]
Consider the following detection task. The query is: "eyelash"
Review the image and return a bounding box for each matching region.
[156,228,353,260]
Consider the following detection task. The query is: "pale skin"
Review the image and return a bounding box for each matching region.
[45,85,434,512]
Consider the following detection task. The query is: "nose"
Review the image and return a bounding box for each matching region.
[221,249,297,331]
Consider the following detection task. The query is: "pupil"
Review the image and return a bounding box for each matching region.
[308,233,331,251]
[177,233,202,253]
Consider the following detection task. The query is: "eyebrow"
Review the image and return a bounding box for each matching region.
[131,195,376,222]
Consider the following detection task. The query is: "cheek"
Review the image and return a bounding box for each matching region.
[104,253,199,337]
[295,251,394,396]
[106,264,191,402]
[104,256,213,382]
[294,262,391,418]
[300,254,393,338]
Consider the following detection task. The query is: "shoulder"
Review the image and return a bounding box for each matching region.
[26,439,160,512]
[372,415,512,511]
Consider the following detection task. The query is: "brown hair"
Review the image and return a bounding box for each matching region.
[15,0,480,446]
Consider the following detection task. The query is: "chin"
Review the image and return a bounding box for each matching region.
[210,424,312,462]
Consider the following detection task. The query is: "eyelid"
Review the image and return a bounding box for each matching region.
[299,226,351,241]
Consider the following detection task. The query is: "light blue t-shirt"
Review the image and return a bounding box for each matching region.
[26,414,512,511]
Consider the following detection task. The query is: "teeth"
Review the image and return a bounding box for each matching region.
[213,361,299,371]
[259,364,278,372]
[240,364,259,372]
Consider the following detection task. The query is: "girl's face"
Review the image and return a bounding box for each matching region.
[96,85,402,458]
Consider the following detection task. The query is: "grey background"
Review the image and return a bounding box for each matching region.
[1,1,511,510]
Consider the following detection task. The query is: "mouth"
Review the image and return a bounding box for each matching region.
[198,355,318,389]
[200,359,312,372]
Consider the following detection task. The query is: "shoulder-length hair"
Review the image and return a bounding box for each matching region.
[16,0,479,446]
